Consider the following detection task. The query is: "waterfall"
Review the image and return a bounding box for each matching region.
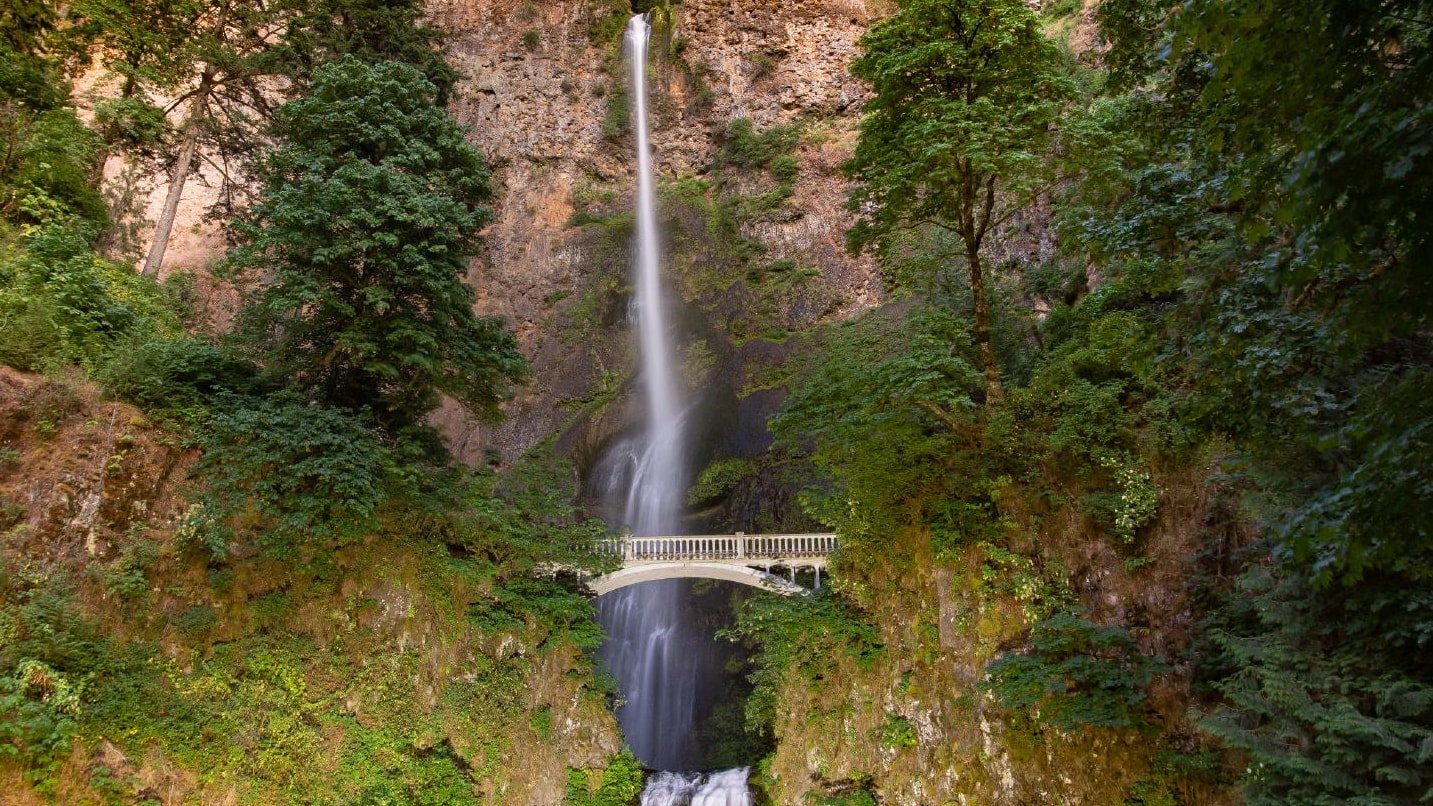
[593,14,753,803]
[641,770,754,806]
[624,10,683,538]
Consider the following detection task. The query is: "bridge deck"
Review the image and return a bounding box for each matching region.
[607,532,838,565]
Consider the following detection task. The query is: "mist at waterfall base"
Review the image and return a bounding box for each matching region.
[591,15,756,805]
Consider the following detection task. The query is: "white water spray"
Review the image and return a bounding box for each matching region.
[642,769,753,806]
[593,14,752,803]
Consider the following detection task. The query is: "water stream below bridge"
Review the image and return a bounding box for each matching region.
[591,14,754,805]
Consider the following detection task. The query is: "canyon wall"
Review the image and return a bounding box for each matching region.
[427,0,886,465]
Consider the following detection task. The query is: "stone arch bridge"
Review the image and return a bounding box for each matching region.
[585,533,838,596]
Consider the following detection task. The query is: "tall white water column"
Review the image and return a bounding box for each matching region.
[594,15,753,801]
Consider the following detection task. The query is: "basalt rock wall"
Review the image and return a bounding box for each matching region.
[425,0,886,466]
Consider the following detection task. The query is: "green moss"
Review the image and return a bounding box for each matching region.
[564,750,645,805]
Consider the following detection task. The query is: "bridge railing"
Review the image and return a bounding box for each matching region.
[603,533,838,562]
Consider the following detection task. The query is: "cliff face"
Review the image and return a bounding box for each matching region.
[425,0,886,465]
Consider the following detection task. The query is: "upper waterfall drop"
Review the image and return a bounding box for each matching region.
[624,11,686,538]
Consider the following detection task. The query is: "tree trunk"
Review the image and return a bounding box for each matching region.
[966,243,1005,403]
[141,70,214,278]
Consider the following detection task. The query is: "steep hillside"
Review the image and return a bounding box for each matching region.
[0,370,624,803]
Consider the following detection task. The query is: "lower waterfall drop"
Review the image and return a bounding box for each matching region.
[641,770,753,806]
[591,13,753,804]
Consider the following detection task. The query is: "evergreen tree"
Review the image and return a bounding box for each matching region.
[228,57,527,441]
[844,0,1074,402]
[276,0,459,103]
[1088,1,1433,800]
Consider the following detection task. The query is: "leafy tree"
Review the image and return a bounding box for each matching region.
[127,0,299,277]
[845,0,1074,401]
[771,306,984,545]
[69,0,200,101]
[132,0,471,277]
[1198,557,1433,804]
[1,0,104,225]
[228,57,527,440]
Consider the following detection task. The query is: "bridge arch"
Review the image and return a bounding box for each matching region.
[587,561,806,596]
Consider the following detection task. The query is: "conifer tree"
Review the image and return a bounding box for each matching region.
[227,57,527,441]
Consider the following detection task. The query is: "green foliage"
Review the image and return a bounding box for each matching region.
[449,448,614,580]
[97,334,258,424]
[529,704,552,739]
[277,0,461,102]
[846,0,1076,398]
[1066,2,1433,800]
[0,578,103,782]
[712,117,801,219]
[1,107,108,226]
[228,57,527,439]
[470,579,605,652]
[91,95,169,153]
[99,529,158,600]
[67,0,200,104]
[0,220,180,372]
[602,81,629,140]
[877,713,917,750]
[1196,556,1433,805]
[725,592,882,733]
[564,750,645,806]
[584,0,630,46]
[772,305,983,543]
[717,118,800,175]
[0,660,80,779]
[1123,745,1227,806]
[197,394,402,555]
[687,458,756,505]
[983,613,1166,732]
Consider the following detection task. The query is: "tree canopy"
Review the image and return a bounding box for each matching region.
[228,57,527,438]
[845,0,1074,401]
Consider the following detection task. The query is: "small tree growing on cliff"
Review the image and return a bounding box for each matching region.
[845,0,1073,402]
[227,57,527,442]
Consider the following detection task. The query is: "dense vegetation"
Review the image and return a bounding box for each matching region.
[1,0,1428,802]
[1,1,620,800]
[734,0,1431,802]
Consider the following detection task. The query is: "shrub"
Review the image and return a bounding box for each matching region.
[725,592,883,732]
[687,458,756,505]
[983,612,1166,732]
[198,394,400,555]
[0,221,180,372]
[877,714,918,749]
[99,336,258,423]
[564,750,645,805]
[718,118,800,173]
[602,82,629,140]
[100,531,159,600]
[0,660,79,777]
